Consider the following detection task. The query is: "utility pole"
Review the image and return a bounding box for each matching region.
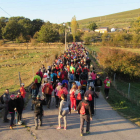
[65,28,67,51]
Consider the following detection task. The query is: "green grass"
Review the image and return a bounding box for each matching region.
[78,8,140,29]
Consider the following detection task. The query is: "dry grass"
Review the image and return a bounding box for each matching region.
[0,43,65,95]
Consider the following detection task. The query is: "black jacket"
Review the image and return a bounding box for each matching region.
[94,78,102,87]
[8,99,17,112]
[33,99,46,114]
[77,100,92,117]
[16,96,24,112]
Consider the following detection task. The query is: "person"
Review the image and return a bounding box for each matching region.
[30,83,39,110]
[69,85,77,111]
[42,80,53,109]
[85,86,94,115]
[81,79,87,96]
[33,73,42,90]
[75,86,82,107]
[94,75,102,98]
[20,83,26,100]
[77,95,92,136]
[33,95,46,130]
[55,82,62,108]
[62,76,68,89]
[3,89,10,122]
[16,92,24,125]
[90,71,97,85]
[8,94,17,130]
[69,72,75,89]
[104,77,111,99]
[40,64,46,74]
[57,94,69,130]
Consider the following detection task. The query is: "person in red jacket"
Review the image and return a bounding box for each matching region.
[20,83,26,99]
[42,81,53,109]
[104,77,111,99]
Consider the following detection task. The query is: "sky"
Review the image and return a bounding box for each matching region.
[0,0,140,23]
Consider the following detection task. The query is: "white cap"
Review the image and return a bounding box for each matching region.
[21,83,24,86]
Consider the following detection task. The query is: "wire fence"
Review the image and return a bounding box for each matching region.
[111,74,140,106]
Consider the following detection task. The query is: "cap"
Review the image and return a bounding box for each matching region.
[21,83,24,86]
[10,94,15,99]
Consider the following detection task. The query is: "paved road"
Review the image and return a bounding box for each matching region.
[0,88,140,140]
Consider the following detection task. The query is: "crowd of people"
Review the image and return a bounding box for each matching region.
[0,42,111,136]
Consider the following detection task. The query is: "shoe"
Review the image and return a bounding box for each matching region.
[86,131,90,134]
[12,124,16,127]
[10,126,13,130]
[18,121,22,125]
[64,127,67,130]
[35,126,38,130]
[80,134,83,136]
[56,126,61,130]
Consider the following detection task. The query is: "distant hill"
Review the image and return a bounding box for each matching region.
[78,8,140,29]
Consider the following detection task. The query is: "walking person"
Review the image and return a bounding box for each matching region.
[42,80,53,109]
[94,75,102,98]
[77,95,92,136]
[8,95,17,130]
[69,85,77,111]
[20,83,26,102]
[57,94,69,130]
[69,72,74,89]
[3,89,10,122]
[16,92,24,125]
[104,77,111,99]
[30,83,39,110]
[33,95,46,130]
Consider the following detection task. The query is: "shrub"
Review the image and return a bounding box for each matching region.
[98,48,140,79]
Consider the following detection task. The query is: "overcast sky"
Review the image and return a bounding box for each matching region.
[0,0,140,23]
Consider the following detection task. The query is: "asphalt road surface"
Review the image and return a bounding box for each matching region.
[0,89,140,140]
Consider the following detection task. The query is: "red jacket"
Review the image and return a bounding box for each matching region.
[20,86,26,98]
[42,83,53,95]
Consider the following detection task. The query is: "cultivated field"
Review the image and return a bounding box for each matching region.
[0,43,65,95]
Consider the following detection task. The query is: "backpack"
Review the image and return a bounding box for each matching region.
[77,93,82,100]
[44,85,49,94]
[0,94,4,104]
[80,103,86,115]
[106,81,110,87]
[61,73,65,80]
[70,74,74,80]
[88,94,93,101]
[72,69,74,74]
[97,79,101,86]
[35,78,38,83]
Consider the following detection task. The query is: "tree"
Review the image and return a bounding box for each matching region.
[0,17,8,39]
[37,21,59,42]
[2,20,24,40]
[88,22,97,31]
[71,16,77,42]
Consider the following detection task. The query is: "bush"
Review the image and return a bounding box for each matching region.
[98,48,140,79]
[0,40,4,46]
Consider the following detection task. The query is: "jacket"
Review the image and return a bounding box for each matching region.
[95,78,102,87]
[8,99,17,113]
[3,93,10,105]
[104,79,111,88]
[77,100,92,117]
[20,86,26,98]
[33,99,46,114]
[33,75,41,83]
[42,83,53,95]
[16,96,24,112]
[59,100,69,115]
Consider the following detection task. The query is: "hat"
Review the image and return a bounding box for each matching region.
[10,94,15,99]
[37,95,40,98]
[18,92,21,95]
[58,82,62,86]
[21,83,24,86]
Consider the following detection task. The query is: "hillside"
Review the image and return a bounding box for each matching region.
[78,8,140,29]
